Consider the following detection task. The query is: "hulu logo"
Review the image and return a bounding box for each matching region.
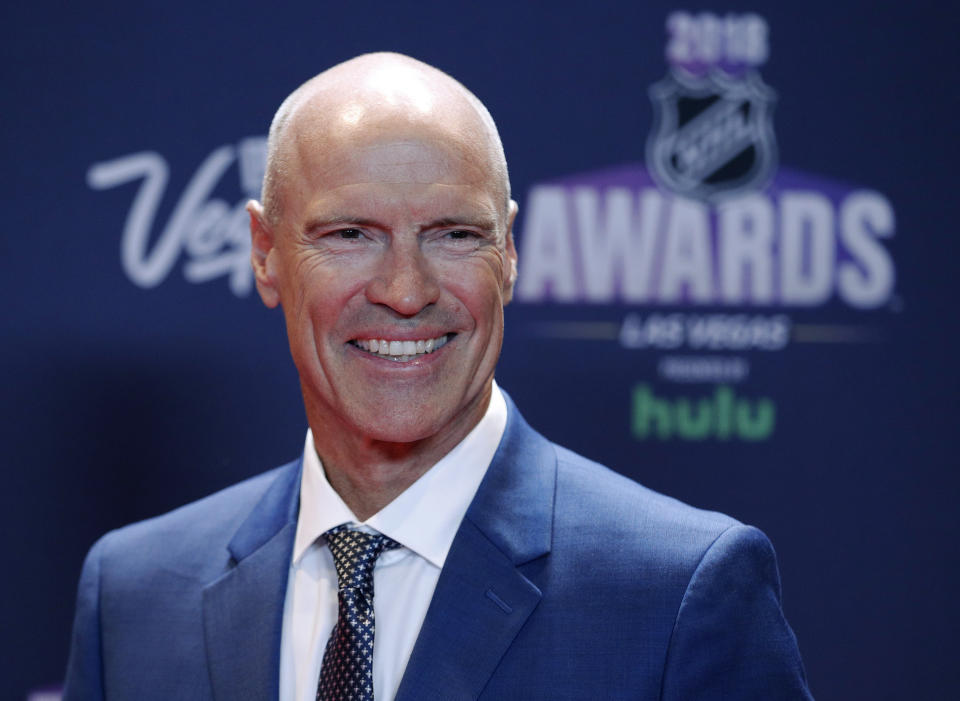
[631,384,775,441]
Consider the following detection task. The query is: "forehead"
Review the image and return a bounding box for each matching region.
[305,131,487,183]
[283,116,502,223]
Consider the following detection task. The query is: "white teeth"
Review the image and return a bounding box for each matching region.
[353,334,450,360]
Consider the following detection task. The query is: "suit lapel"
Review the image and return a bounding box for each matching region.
[202,460,301,701]
[395,396,557,701]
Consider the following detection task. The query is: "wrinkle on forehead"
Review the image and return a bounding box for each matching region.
[292,122,492,191]
[331,140,474,185]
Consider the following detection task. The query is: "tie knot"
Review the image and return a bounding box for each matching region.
[324,526,401,593]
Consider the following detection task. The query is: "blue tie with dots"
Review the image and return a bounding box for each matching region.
[317,526,401,701]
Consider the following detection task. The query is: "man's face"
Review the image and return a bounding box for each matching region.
[254,123,517,446]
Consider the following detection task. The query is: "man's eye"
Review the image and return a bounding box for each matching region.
[447,230,476,240]
[337,228,362,239]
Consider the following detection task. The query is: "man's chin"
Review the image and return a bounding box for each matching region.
[340,392,486,449]
[351,412,458,446]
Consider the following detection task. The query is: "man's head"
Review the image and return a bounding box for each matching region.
[248,53,518,449]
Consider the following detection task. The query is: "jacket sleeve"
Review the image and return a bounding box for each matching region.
[63,536,107,701]
[660,524,814,700]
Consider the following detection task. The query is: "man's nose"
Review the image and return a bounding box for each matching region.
[365,240,441,315]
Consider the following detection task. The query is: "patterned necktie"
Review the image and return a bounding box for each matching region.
[317,526,401,701]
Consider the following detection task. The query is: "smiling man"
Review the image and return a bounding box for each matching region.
[248,58,517,523]
[64,53,813,701]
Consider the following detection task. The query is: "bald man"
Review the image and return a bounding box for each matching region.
[64,54,813,701]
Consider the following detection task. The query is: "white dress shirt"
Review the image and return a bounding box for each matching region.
[278,383,508,701]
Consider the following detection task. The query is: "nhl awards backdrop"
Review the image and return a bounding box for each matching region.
[1,2,956,700]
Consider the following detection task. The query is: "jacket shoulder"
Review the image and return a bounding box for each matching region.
[551,443,743,571]
[94,460,299,581]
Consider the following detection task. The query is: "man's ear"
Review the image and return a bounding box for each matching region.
[502,199,519,304]
[247,200,280,308]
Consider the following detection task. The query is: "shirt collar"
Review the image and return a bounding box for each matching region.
[292,381,508,569]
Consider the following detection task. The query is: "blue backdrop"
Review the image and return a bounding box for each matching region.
[3,1,958,699]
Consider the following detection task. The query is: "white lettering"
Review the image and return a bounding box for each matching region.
[621,313,789,350]
[620,313,685,349]
[87,152,172,288]
[779,191,834,305]
[88,142,257,297]
[516,186,578,301]
[573,187,662,302]
[686,314,790,350]
[659,197,713,302]
[514,182,895,308]
[719,193,774,303]
[838,191,896,308]
[658,355,750,383]
[665,11,769,68]
[574,187,631,302]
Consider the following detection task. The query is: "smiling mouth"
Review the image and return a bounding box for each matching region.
[350,334,453,362]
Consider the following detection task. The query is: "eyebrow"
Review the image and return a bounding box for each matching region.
[428,216,499,232]
[303,214,499,233]
[303,215,383,232]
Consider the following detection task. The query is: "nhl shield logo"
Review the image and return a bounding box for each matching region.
[647,69,777,200]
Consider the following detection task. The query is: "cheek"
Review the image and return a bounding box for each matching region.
[283,256,372,330]
[442,276,507,339]
[436,248,508,302]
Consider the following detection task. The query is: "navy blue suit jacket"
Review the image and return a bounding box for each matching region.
[64,397,813,699]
